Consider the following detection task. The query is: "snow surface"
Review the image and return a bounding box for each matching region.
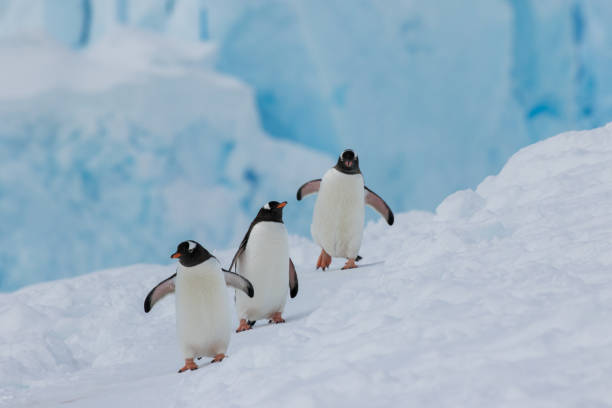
[2,124,612,406]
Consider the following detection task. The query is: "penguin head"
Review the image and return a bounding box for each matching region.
[256,200,287,223]
[336,149,360,174]
[170,240,213,267]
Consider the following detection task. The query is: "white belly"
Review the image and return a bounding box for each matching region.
[235,222,289,321]
[311,168,365,258]
[175,259,232,359]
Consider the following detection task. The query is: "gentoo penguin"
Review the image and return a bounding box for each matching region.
[228,201,298,332]
[296,149,394,270]
[144,240,254,372]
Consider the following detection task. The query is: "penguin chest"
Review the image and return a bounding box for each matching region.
[311,169,365,258]
[175,261,232,358]
[236,222,289,320]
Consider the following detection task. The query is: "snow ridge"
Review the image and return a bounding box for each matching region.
[2,124,612,406]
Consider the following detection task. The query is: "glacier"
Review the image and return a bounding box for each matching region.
[0,30,330,290]
[2,1,612,290]
[2,123,612,406]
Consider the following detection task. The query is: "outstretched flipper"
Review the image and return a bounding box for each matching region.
[364,186,394,225]
[296,179,321,200]
[289,258,298,298]
[222,269,255,297]
[144,273,176,313]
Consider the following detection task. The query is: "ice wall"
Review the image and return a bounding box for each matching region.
[506,0,602,140]
[0,31,330,290]
[3,0,612,290]
[207,0,612,208]
[4,0,608,209]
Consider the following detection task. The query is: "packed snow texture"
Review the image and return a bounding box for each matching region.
[2,124,612,406]
[3,0,612,290]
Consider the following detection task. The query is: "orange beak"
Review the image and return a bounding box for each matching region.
[171,252,181,259]
[277,201,287,209]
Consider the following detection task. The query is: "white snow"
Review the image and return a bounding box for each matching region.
[2,124,612,406]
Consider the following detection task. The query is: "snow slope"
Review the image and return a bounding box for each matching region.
[2,124,612,406]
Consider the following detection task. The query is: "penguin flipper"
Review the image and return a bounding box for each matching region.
[364,186,394,225]
[289,258,298,298]
[222,269,255,297]
[144,273,176,313]
[296,179,321,200]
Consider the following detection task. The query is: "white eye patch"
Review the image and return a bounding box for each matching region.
[187,240,197,252]
[263,203,271,210]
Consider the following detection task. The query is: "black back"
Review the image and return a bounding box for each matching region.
[229,201,286,271]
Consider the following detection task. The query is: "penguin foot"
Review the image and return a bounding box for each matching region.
[236,319,253,332]
[268,312,286,324]
[211,354,225,363]
[341,258,358,270]
[178,358,198,373]
[316,249,332,270]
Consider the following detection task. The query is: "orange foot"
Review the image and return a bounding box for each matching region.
[341,258,358,270]
[211,353,225,363]
[178,358,198,373]
[268,312,286,324]
[316,249,332,270]
[236,319,253,333]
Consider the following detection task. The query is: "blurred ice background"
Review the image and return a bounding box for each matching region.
[2,0,612,291]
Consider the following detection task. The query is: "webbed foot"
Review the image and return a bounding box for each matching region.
[268,312,286,324]
[178,358,198,373]
[211,354,225,363]
[341,258,358,270]
[236,319,253,332]
[316,249,332,270]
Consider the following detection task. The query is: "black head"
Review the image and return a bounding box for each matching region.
[170,240,213,267]
[335,149,360,174]
[255,200,287,224]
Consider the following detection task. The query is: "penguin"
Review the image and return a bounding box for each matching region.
[144,240,254,373]
[228,201,298,332]
[296,149,394,270]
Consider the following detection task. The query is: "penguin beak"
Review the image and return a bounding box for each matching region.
[345,160,352,167]
[171,252,181,259]
[276,201,287,209]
